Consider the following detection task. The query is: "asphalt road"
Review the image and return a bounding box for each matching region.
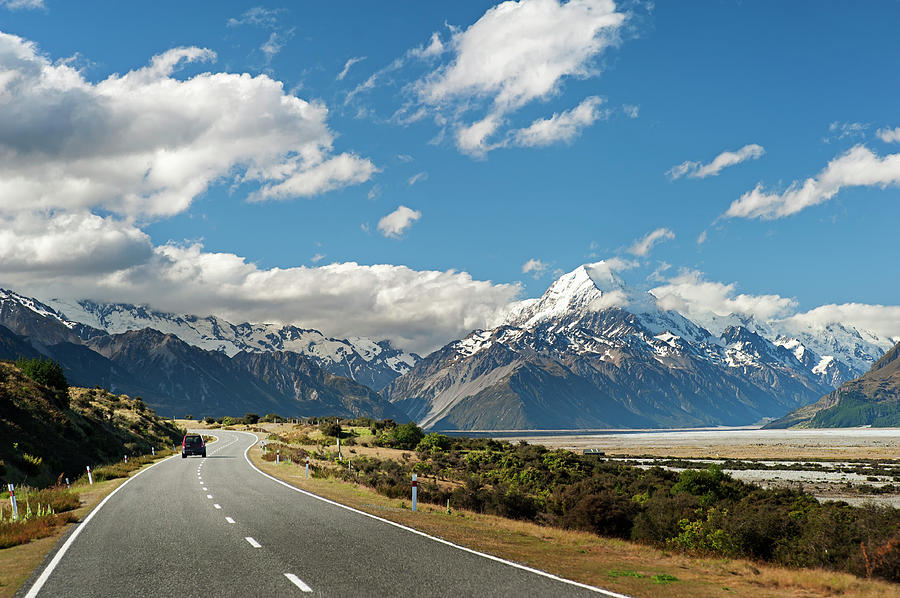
[18,430,625,597]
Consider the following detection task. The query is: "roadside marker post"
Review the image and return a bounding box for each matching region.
[124,455,128,464]
[65,478,70,488]
[276,449,280,465]
[305,456,309,478]
[86,465,93,485]
[412,474,418,512]
[152,447,155,456]
[7,483,18,521]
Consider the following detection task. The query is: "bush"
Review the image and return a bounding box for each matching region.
[15,357,68,406]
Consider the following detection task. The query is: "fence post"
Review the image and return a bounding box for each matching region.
[87,465,93,485]
[7,483,18,521]
[412,474,418,512]
[305,456,310,478]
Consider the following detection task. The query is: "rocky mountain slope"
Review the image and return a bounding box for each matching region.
[0,290,408,420]
[46,297,418,391]
[765,340,900,428]
[386,263,891,430]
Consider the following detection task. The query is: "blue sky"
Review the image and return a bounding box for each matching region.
[0,0,898,353]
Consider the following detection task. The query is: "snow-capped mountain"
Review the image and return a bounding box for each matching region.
[0,289,408,420]
[44,298,418,391]
[385,263,889,430]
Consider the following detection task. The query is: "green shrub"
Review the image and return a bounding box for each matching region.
[15,357,68,406]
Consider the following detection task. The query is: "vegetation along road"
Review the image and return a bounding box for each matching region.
[17,430,624,597]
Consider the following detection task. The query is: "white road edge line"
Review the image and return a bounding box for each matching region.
[284,573,313,592]
[24,454,178,598]
[237,431,628,598]
[245,536,262,548]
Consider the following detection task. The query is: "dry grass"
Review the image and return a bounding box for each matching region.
[248,433,898,598]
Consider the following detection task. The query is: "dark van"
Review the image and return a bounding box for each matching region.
[182,434,206,458]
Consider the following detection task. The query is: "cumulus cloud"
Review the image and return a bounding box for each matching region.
[521,258,548,278]
[414,0,625,155]
[510,96,606,148]
[724,145,900,220]
[877,127,900,143]
[668,144,764,180]
[378,205,421,238]
[651,270,797,322]
[0,32,374,219]
[2,242,521,354]
[783,304,900,342]
[337,56,366,80]
[628,227,674,257]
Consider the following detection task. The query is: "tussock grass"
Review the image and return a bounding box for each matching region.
[0,486,81,549]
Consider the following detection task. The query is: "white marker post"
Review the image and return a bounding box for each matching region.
[411,474,418,512]
[124,455,128,464]
[276,449,280,465]
[305,456,310,478]
[152,447,155,456]
[8,483,18,521]
[65,478,70,488]
[86,465,93,485]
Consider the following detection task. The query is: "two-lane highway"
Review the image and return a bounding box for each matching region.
[20,430,626,597]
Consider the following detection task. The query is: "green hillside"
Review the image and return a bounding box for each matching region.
[766,341,900,428]
[0,360,184,487]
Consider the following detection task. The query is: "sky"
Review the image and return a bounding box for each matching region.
[0,0,899,354]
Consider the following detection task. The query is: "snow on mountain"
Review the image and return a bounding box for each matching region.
[0,289,79,330]
[42,298,418,390]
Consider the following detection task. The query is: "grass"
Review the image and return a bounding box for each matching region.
[0,449,175,598]
[246,429,899,598]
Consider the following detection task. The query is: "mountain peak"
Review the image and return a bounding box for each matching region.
[506,262,656,328]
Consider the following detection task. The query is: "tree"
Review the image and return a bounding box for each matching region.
[244,412,260,424]
[16,357,69,408]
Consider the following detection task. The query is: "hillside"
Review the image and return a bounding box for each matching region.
[0,361,184,487]
[765,340,900,428]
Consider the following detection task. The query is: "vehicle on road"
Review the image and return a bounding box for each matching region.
[182,434,206,458]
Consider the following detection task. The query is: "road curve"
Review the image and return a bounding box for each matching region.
[18,430,627,598]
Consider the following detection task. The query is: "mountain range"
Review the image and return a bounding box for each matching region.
[765,339,900,428]
[384,263,895,429]
[2,263,895,430]
[0,289,409,421]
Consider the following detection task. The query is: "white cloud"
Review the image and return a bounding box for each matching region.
[261,31,289,60]
[521,258,548,278]
[668,144,765,180]
[877,127,900,143]
[0,33,375,218]
[623,104,639,118]
[697,230,708,245]
[227,7,282,28]
[510,96,605,148]
[337,56,366,80]
[3,240,521,354]
[651,270,798,322]
[378,205,421,238]
[410,32,444,59]
[783,304,900,342]
[407,171,428,186]
[825,121,869,143]
[0,0,43,10]
[310,253,325,263]
[628,227,674,257]
[415,0,625,155]
[724,145,900,220]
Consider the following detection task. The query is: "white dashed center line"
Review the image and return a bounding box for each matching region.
[206,494,213,499]
[245,537,261,548]
[225,517,235,524]
[213,504,221,509]
[202,487,208,491]
[284,573,313,592]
